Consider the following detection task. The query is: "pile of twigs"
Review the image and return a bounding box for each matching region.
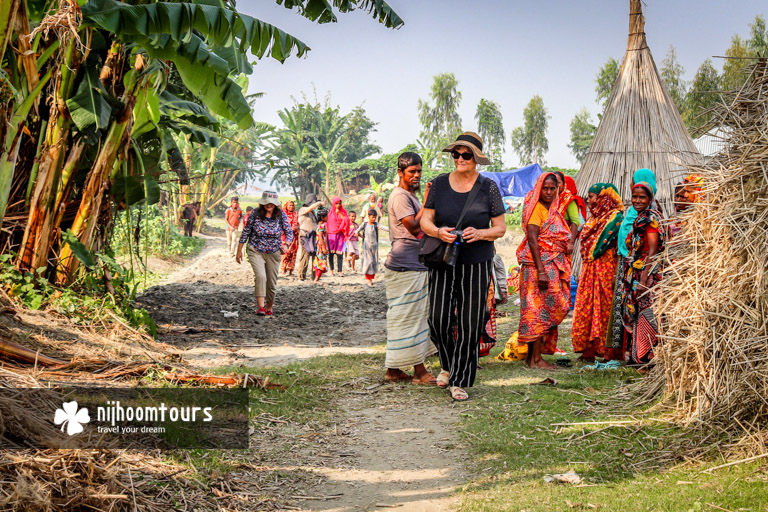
[640,59,768,438]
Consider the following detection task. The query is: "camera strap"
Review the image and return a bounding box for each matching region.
[454,176,485,230]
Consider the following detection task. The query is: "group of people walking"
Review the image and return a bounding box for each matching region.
[231,129,703,401]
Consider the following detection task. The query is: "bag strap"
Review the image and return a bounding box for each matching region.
[455,176,485,230]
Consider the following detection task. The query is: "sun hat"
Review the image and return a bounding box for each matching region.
[304,192,317,205]
[442,131,492,166]
[258,190,281,207]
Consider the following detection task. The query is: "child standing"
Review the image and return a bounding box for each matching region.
[346,211,360,271]
[356,209,388,286]
[312,208,329,283]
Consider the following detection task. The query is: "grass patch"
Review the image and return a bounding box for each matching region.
[456,304,768,511]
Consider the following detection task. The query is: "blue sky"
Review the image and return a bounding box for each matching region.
[237,0,766,170]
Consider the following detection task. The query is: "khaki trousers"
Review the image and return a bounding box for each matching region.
[247,246,281,303]
[226,226,241,255]
[297,246,312,280]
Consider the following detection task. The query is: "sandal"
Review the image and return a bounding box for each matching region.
[412,373,437,386]
[449,386,469,401]
[436,370,450,388]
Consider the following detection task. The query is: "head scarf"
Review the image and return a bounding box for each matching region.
[564,176,587,221]
[326,196,349,234]
[617,168,658,258]
[284,200,299,228]
[579,184,624,261]
[517,173,571,264]
[683,173,705,203]
[304,193,317,206]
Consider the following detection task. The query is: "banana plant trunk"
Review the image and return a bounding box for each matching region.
[19,40,80,270]
[195,147,216,232]
[56,63,142,284]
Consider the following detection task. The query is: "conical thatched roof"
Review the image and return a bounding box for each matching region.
[574,0,702,209]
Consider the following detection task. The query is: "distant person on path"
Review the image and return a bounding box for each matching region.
[236,191,293,316]
[297,193,324,281]
[313,207,330,283]
[243,206,253,227]
[346,211,360,271]
[357,209,388,286]
[571,183,624,362]
[362,193,382,220]
[280,200,300,276]
[383,152,437,385]
[376,196,385,218]
[225,196,243,257]
[421,132,506,400]
[517,172,571,369]
[327,197,350,277]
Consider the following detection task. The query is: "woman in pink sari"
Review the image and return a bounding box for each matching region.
[326,197,350,277]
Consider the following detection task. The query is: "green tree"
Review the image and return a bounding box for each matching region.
[567,108,597,164]
[722,35,752,91]
[682,59,722,137]
[338,106,380,164]
[474,99,505,170]
[747,15,768,57]
[660,45,687,114]
[417,73,462,167]
[595,57,620,109]
[510,95,549,166]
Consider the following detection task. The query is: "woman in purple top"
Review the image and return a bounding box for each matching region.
[236,191,294,316]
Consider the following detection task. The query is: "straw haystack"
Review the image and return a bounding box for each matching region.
[574,0,703,209]
[642,59,768,433]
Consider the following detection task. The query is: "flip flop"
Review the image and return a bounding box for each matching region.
[384,371,412,383]
[449,386,469,401]
[436,371,450,388]
[412,374,438,386]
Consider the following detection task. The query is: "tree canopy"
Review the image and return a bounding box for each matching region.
[510,95,549,166]
[417,73,462,167]
[475,99,505,170]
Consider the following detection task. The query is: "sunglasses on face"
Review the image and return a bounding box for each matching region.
[451,150,474,161]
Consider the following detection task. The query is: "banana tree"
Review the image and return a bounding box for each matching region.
[3,0,404,288]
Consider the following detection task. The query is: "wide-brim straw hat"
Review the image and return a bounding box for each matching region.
[258,190,281,207]
[442,131,492,166]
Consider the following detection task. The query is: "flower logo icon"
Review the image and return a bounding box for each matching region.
[54,401,90,436]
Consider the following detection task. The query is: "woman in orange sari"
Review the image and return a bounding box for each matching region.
[571,183,624,361]
[517,173,572,369]
[280,200,300,275]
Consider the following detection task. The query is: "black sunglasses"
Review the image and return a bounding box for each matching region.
[451,150,474,161]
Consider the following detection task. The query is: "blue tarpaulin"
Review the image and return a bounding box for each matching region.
[481,163,543,198]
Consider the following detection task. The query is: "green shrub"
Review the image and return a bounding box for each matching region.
[111,205,205,259]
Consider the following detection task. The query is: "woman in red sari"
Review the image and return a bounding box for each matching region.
[280,200,300,275]
[571,183,624,361]
[517,173,572,369]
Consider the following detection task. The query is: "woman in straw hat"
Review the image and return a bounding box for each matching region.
[236,191,294,316]
[420,132,506,401]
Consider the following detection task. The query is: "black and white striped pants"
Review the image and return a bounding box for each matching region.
[427,260,492,388]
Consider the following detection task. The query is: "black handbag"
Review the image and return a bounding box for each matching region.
[418,176,485,268]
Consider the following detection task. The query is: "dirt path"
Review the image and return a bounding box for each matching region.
[137,234,469,511]
[136,234,385,367]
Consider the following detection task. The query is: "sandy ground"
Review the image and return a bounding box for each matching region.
[136,233,475,511]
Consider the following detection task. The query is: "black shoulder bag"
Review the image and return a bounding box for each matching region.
[419,177,485,268]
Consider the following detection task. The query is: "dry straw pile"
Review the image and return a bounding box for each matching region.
[643,60,768,437]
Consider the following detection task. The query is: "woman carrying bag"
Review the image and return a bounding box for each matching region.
[420,132,506,401]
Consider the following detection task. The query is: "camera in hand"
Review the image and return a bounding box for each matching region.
[442,229,464,266]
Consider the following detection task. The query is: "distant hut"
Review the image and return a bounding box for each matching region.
[574,0,703,211]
